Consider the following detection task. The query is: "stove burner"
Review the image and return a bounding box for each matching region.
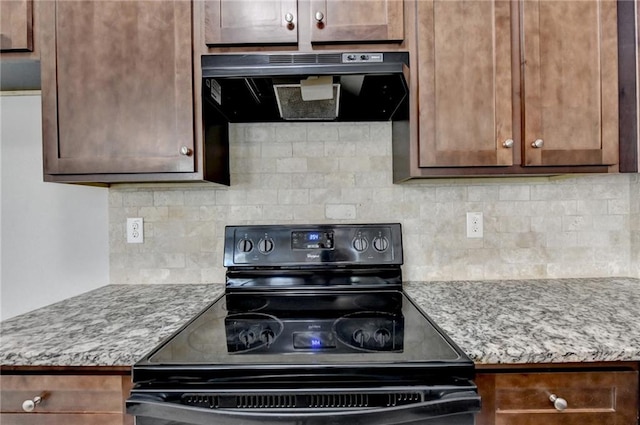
[333,311,404,352]
[225,313,283,353]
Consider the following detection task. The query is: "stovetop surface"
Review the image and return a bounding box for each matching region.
[144,290,466,366]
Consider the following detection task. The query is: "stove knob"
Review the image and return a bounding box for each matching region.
[258,238,274,254]
[238,330,256,347]
[373,328,391,347]
[259,329,275,347]
[352,329,370,347]
[372,236,389,252]
[352,236,368,252]
[237,238,254,253]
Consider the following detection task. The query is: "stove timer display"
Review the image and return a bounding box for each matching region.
[292,231,334,250]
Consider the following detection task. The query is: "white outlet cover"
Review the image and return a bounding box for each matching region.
[127,217,144,243]
[466,212,483,238]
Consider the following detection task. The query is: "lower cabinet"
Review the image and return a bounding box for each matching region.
[0,373,133,425]
[476,368,639,425]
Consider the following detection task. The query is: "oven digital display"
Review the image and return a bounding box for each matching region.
[291,231,334,250]
[293,331,336,349]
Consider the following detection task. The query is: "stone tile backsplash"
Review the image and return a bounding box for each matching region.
[109,122,638,284]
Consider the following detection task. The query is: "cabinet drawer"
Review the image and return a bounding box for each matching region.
[494,371,638,425]
[0,375,125,414]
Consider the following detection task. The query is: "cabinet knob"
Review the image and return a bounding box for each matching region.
[502,139,514,148]
[314,11,324,23]
[22,395,43,412]
[531,139,544,148]
[549,394,568,411]
[285,13,294,23]
[180,146,193,156]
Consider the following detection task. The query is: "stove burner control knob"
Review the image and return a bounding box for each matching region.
[237,238,254,253]
[373,328,391,347]
[352,236,368,252]
[238,330,256,347]
[259,329,275,347]
[258,238,275,254]
[352,329,370,347]
[372,236,389,252]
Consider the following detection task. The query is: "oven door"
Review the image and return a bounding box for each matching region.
[127,386,481,425]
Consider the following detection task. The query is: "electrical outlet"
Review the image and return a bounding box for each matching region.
[466,212,483,238]
[127,218,144,243]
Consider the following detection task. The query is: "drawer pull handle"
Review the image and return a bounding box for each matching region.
[549,394,568,411]
[22,395,44,412]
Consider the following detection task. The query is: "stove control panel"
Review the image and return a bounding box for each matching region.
[225,312,403,354]
[224,224,402,267]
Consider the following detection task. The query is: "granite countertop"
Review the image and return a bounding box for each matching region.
[1,277,639,367]
[0,284,224,367]
[404,277,640,364]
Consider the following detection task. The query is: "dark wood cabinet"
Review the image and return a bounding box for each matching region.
[0,372,133,425]
[203,0,403,46]
[0,0,33,51]
[520,0,618,168]
[415,0,513,167]
[40,0,201,184]
[476,369,639,425]
[204,0,298,45]
[394,0,621,180]
[309,0,403,44]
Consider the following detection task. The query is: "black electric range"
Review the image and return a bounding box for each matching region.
[127,224,480,425]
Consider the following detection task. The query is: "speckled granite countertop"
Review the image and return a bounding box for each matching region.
[1,277,639,367]
[404,277,640,364]
[0,284,224,367]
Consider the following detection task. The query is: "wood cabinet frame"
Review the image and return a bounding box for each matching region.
[393,0,634,181]
[0,0,33,52]
[0,366,133,425]
[475,362,640,425]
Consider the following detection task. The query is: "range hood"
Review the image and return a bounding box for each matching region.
[201,52,409,122]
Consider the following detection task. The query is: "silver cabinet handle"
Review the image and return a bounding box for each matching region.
[315,11,324,22]
[549,394,568,411]
[22,396,43,412]
[285,13,294,23]
[180,146,193,156]
[531,139,544,148]
[502,139,514,148]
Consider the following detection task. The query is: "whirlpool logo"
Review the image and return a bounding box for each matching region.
[306,253,320,260]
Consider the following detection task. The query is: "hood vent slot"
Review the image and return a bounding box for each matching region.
[269,53,343,65]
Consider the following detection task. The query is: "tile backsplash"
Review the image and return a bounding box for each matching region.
[109,122,638,284]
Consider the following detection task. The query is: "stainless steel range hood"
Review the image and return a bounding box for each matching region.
[201,52,409,122]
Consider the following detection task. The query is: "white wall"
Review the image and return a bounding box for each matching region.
[0,93,109,320]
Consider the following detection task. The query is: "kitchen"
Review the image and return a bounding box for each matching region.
[1,0,640,424]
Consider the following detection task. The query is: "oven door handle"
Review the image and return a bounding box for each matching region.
[127,391,481,425]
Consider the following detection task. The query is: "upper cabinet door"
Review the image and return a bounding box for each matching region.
[204,0,298,45]
[417,0,513,167]
[310,0,403,43]
[0,0,33,51]
[522,0,618,166]
[41,1,195,176]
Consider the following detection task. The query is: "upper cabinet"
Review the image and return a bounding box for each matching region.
[203,0,403,46]
[395,0,620,180]
[204,0,298,45]
[39,1,226,184]
[0,0,33,51]
[416,0,513,167]
[521,0,618,167]
[309,0,403,43]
